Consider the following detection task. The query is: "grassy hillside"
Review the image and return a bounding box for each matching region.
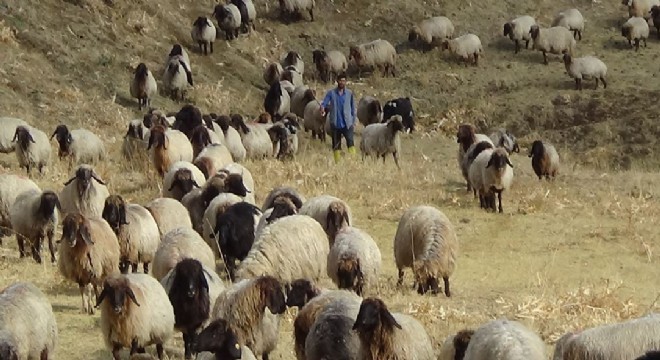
[1,0,660,358]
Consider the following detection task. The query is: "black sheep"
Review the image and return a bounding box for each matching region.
[173,104,203,139]
[382,97,415,133]
[194,318,243,359]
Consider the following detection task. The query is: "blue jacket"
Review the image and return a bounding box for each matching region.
[321,88,356,130]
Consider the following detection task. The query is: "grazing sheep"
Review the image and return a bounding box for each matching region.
[235,214,330,284]
[195,318,257,360]
[147,125,194,177]
[394,205,458,296]
[278,0,315,22]
[456,319,546,360]
[162,161,205,200]
[457,124,494,192]
[102,195,160,274]
[529,25,576,65]
[256,196,299,237]
[9,189,60,264]
[230,0,257,33]
[50,124,105,166]
[59,164,110,218]
[194,143,234,179]
[262,186,306,211]
[299,194,353,244]
[349,39,397,77]
[552,8,585,40]
[263,62,284,86]
[563,54,607,90]
[160,259,225,359]
[409,16,455,50]
[264,81,292,120]
[144,197,193,238]
[130,63,157,110]
[489,128,519,154]
[291,86,315,118]
[0,117,28,153]
[122,119,148,160]
[211,276,287,359]
[312,49,348,83]
[623,0,660,19]
[470,147,514,213]
[213,4,242,40]
[151,226,216,281]
[230,114,273,159]
[96,273,175,360]
[303,99,327,141]
[58,213,120,314]
[304,293,363,360]
[0,282,58,360]
[327,226,382,296]
[503,15,537,53]
[353,297,435,360]
[163,56,193,100]
[529,140,560,180]
[0,173,40,246]
[441,33,483,66]
[12,125,51,176]
[382,97,415,133]
[357,96,383,127]
[191,16,216,55]
[622,16,649,50]
[552,313,660,360]
[359,115,405,169]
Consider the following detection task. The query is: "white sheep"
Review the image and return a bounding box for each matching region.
[59,164,110,218]
[230,115,274,160]
[12,125,51,176]
[459,319,546,360]
[0,117,28,153]
[394,205,459,296]
[146,126,194,177]
[457,124,495,192]
[357,95,383,127]
[151,226,216,281]
[552,8,585,40]
[529,25,576,65]
[50,124,105,166]
[278,0,315,21]
[281,50,305,74]
[349,39,397,77]
[298,194,353,243]
[281,66,304,87]
[230,0,257,33]
[327,226,382,296]
[470,147,514,213]
[166,44,191,72]
[0,173,40,246]
[0,282,58,359]
[290,85,314,117]
[441,33,483,66]
[262,186,306,211]
[311,49,348,83]
[563,54,607,90]
[144,197,193,238]
[264,81,292,120]
[235,214,330,283]
[162,161,206,200]
[97,273,175,359]
[194,143,234,179]
[191,16,216,55]
[221,162,256,203]
[408,16,455,49]
[623,0,660,19]
[622,16,649,50]
[359,115,405,169]
[503,15,537,53]
[162,56,193,101]
[213,4,242,40]
[303,99,327,141]
[130,63,157,110]
[9,189,60,264]
[213,115,247,162]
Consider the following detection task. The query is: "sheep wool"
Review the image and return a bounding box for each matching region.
[622,16,650,50]
[201,192,243,256]
[624,0,660,19]
[0,117,28,153]
[357,96,383,127]
[0,173,40,245]
[304,294,363,360]
[162,56,193,100]
[552,8,584,40]
[530,25,576,64]
[214,4,242,40]
[312,49,348,83]
[191,16,216,55]
[194,144,234,179]
[0,282,58,360]
[503,15,537,53]
[563,54,607,90]
[59,165,110,218]
[359,115,405,169]
[327,226,382,296]
[51,126,106,165]
[162,161,206,200]
[463,319,546,360]
[144,197,193,238]
[443,34,483,66]
[304,99,327,141]
[147,127,194,177]
[298,194,353,243]
[13,125,51,175]
[232,116,274,160]
[409,16,455,48]
[349,39,397,76]
[151,226,216,281]
[9,189,60,264]
[279,0,316,21]
[481,148,514,213]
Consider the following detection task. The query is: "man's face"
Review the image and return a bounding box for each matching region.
[337,77,347,89]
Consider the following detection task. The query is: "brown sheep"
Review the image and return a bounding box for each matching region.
[189,124,214,158]
[256,112,272,124]
[193,157,215,179]
[146,125,194,177]
[529,140,560,180]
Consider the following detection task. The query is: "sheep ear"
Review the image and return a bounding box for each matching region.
[80,222,94,246]
[28,133,35,143]
[127,287,141,307]
[199,270,209,292]
[95,286,108,308]
[119,204,128,225]
[506,158,514,168]
[63,176,76,186]
[167,180,178,192]
[381,308,402,330]
[192,180,201,188]
[485,157,494,168]
[91,172,106,185]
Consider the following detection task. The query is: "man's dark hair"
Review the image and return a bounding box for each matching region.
[337,72,347,81]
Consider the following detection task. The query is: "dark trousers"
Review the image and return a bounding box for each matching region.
[331,126,354,151]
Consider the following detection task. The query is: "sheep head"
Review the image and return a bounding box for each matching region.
[408,27,420,42]
[220,172,250,197]
[0,341,17,360]
[256,276,286,315]
[326,201,350,242]
[95,275,140,314]
[200,173,249,207]
[174,104,203,139]
[215,114,231,132]
[12,126,35,151]
[283,51,301,66]
[146,126,167,150]
[413,259,440,295]
[143,110,170,130]
[348,46,362,63]
[265,197,297,224]
[285,279,319,309]
[441,39,451,51]
[386,115,405,134]
[652,6,660,18]
[256,112,272,124]
[194,318,242,359]
[562,53,573,67]
[456,124,477,151]
[38,191,61,219]
[529,140,545,158]
[169,44,184,57]
[503,22,513,37]
[167,59,181,76]
[267,124,289,159]
[64,165,106,197]
[135,62,148,78]
[190,125,212,155]
[352,298,402,335]
[193,16,210,31]
[529,25,540,40]
[337,255,363,295]
[50,124,74,157]
[125,122,144,140]
[230,114,250,134]
[169,258,209,301]
[61,213,94,248]
[486,148,514,170]
[453,329,475,360]
[312,49,326,67]
[102,195,129,234]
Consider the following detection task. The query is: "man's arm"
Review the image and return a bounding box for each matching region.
[320,91,332,116]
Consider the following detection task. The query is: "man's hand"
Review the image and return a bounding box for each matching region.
[320,106,327,117]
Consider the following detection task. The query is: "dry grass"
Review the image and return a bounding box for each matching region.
[1,0,660,358]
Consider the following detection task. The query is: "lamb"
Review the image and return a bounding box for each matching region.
[59,164,110,218]
[489,128,519,154]
[352,297,435,360]
[0,117,28,153]
[191,16,216,55]
[529,140,560,180]
[162,55,193,100]
[194,143,234,179]
[382,97,415,133]
[9,189,60,264]
[261,186,306,211]
[529,25,576,65]
[229,0,257,34]
[101,195,160,274]
[160,259,225,359]
[194,318,257,360]
[408,16,455,50]
[278,0,315,22]
[130,63,157,110]
[144,197,193,238]
[304,293,363,360]
[230,114,274,159]
[303,99,327,141]
[298,194,353,244]
[263,62,284,86]
[162,161,205,201]
[454,319,546,360]
[441,34,483,66]
[503,15,537,53]
[213,4,242,40]
[349,39,397,77]
[456,123,494,192]
[213,114,247,161]
[58,213,121,314]
[312,49,348,83]
[327,226,382,296]
[394,205,459,296]
[147,125,194,177]
[359,115,405,169]
[0,281,58,360]
[357,96,383,127]
[551,313,660,360]
[50,124,105,166]
[0,173,40,246]
[96,273,175,360]
[470,147,514,213]
[211,276,286,359]
[563,54,607,90]
[552,8,585,40]
[12,125,51,176]
[235,214,330,284]
[151,226,216,281]
[623,0,660,19]
[264,80,292,120]
[280,66,304,88]
[622,16,649,50]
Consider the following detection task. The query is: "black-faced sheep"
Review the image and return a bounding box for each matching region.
[469,147,514,213]
[256,196,299,238]
[229,0,257,34]
[162,161,205,201]
[529,25,576,65]
[191,16,216,55]
[163,56,193,100]
[551,8,585,40]
[441,34,483,66]
[214,114,247,161]
[213,4,242,40]
[189,124,222,158]
[146,125,194,177]
[465,141,495,199]
[304,293,363,360]
[173,104,203,139]
[382,97,414,133]
[278,0,315,22]
[503,16,537,53]
[281,50,305,74]
[50,124,105,166]
[408,16,455,51]
[303,99,327,141]
[59,164,110,218]
[312,49,347,83]
[563,54,607,90]
[299,194,353,244]
[230,114,274,159]
[349,39,397,77]
[651,5,660,37]
[264,81,292,120]
[622,16,650,51]
[360,115,405,169]
[0,173,40,246]
[263,62,284,86]
[529,140,560,180]
[635,351,660,360]
[0,117,28,154]
[9,189,60,263]
[456,124,494,192]
[261,186,306,212]
[489,128,519,154]
[12,125,51,176]
[195,318,257,360]
[130,63,157,110]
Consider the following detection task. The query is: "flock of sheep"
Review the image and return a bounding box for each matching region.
[1,0,660,359]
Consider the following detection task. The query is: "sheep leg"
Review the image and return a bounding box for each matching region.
[392,151,401,170]
[143,262,149,274]
[39,348,48,360]
[514,40,520,54]
[600,77,607,89]
[210,41,214,54]
[31,235,43,264]
[443,276,451,297]
[496,190,504,213]
[643,38,647,48]
[542,51,548,65]
[263,352,270,360]
[156,343,164,359]
[574,78,580,90]
[473,53,479,66]
[397,269,404,286]
[578,30,582,41]
[130,339,139,356]
[111,343,122,360]
[131,263,138,273]
[17,234,26,258]
[309,8,314,21]
[47,230,56,263]
[525,39,530,49]
[78,284,87,314]
[635,39,640,51]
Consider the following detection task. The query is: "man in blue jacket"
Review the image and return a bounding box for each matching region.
[320,72,357,163]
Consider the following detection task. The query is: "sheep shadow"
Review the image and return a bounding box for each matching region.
[603,38,637,50]
[395,41,416,54]
[114,93,138,110]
